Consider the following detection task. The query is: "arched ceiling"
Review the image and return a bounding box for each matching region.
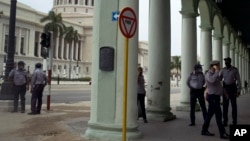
[215,0,250,47]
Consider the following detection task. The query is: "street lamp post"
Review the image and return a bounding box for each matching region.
[0,0,17,100]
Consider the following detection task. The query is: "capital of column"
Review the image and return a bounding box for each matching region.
[199,25,213,31]
[213,34,224,40]
[223,40,230,46]
[180,10,199,18]
[230,44,235,50]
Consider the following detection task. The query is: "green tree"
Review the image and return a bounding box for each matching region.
[64,26,80,79]
[40,11,65,58]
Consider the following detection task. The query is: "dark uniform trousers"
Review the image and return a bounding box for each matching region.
[137,93,147,120]
[31,84,45,113]
[202,94,225,136]
[13,84,26,111]
[190,88,207,124]
[223,83,237,125]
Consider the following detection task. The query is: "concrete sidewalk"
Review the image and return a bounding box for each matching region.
[0,91,250,141]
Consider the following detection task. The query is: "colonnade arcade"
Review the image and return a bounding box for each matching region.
[84,0,250,140]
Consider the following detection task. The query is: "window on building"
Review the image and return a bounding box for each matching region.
[75,0,78,4]
[69,0,72,4]
[86,67,89,73]
[53,65,57,72]
[57,0,59,5]
[20,37,25,55]
[91,0,94,6]
[34,42,38,57]
[85,0,89,5]
[4,35,8,53]
[74,8,77,12]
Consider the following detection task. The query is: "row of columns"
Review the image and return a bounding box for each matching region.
[85,0,249,140]
[0,24,83,62]
[38,32,83,61]
[85,0,176,140]
[178,10,250,110]
[0,24,35,57]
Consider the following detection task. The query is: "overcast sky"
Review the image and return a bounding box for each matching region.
[18,0,183,56]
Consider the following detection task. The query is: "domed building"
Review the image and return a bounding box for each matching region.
[0,0,148,79]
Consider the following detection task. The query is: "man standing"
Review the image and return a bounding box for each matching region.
[186,64,207,126]
[201,60,229,139]
[8,61,29,113]
[221,57,241,126]
[28,63,47,115]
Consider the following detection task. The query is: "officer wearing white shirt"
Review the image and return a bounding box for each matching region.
[221,57,241,126]
[201,60,229,139]
[186,64,207,126]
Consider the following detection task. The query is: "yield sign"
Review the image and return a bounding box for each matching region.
[119,7,137,38]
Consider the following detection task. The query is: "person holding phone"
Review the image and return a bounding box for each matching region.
[201,60,229,139]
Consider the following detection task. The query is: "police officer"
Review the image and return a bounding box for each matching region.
[8,61,29,113]
[201,60,229,139]
[186,64,207,126]
[28,63,48,115]
[221,57,241,126]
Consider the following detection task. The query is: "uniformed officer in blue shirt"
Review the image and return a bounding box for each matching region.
[186,64,207,126]
[221,57,241,126]
[201,60,229,139]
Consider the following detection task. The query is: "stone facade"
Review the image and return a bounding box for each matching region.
[0,0,148,79]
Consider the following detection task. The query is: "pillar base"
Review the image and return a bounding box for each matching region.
[0,100,13,112]
[176,102,201,111]
[84,122,141,141]
[147,107,176,122]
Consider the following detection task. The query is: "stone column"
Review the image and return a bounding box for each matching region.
[64,41,68,60]
[75,41,79,60]
[60,37,64,59]
[16,27,21,55]
[38,32,42,57]
[0,23,3,52]
[54,36,59,59]
[176,11,198,111]
[238,48,243,94]
[234,47,239,68]
[212,35,223,64]
[146,0,175,121]
[84,0,141,140]
[28,29,35,57]
[199,26,212,71]
[24,29,29,56]
[230,45,235,66]
[222,41,230,67]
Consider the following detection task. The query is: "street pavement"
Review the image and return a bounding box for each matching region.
[0,84,250,141]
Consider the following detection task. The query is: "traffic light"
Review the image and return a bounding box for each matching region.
[40,32,51,48]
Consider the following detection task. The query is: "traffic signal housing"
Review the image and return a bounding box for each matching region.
[40,32,51,48]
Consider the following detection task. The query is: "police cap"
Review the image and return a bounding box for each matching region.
[35,63,42,68]
[17,61,25,66]
[210,60,220,66]
[194,64,202,69]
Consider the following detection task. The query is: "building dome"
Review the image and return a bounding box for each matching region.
[52,0,94,24]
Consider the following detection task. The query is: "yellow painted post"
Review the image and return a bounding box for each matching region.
[122,37,129,141]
